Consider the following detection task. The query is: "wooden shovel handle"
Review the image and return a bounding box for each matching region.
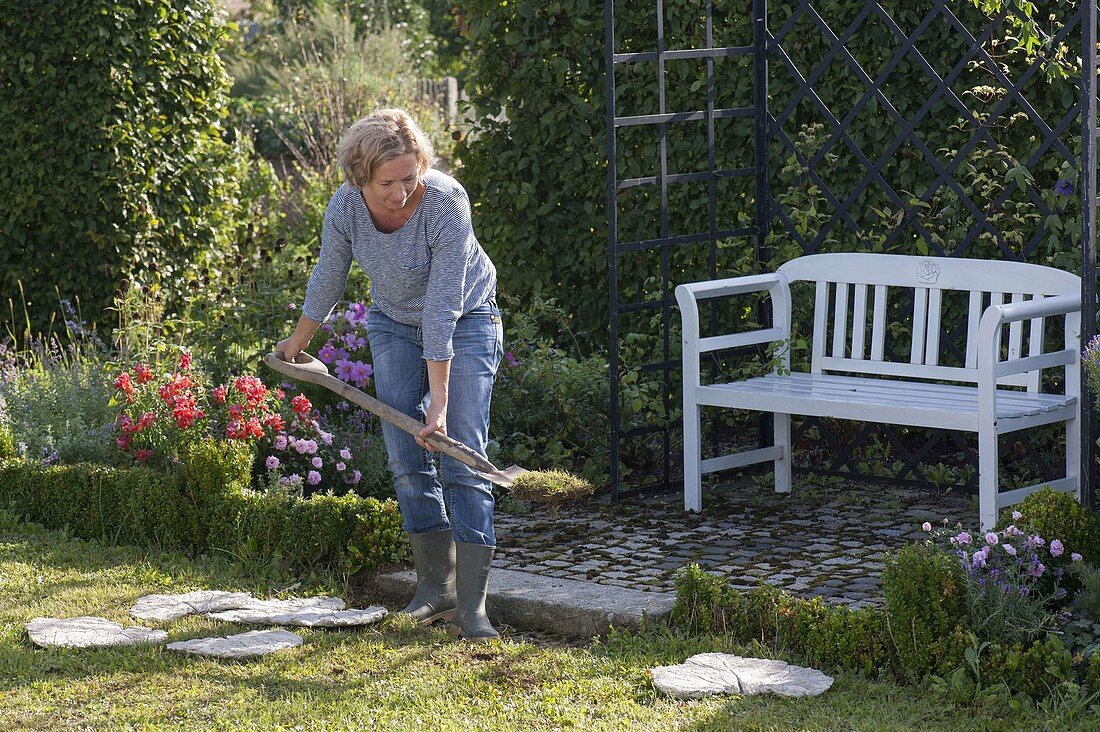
[264,352,501,476]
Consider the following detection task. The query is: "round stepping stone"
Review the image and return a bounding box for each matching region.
[166,629,302,659]
[650,653,834,699]
[206,606,388,628]
[130,590,255,621]
[26,617,168,649]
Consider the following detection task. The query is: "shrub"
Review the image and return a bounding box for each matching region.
[1004,487,1100,566]
[0,451,406,574]
[984,637,1075,700]
[925,521,1080,644]
[882,542,968,678]
[0,0,251,331]
[672,564,893,676]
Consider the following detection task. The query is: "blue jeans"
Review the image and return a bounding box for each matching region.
[366,301,503,546]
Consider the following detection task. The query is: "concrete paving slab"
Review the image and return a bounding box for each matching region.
[376,567,675,638]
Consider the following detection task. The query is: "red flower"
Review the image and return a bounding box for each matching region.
[179,352,192,371]
[213,386,227,404]
[134,449,154,464]
[291,394,312,417]
[134,363,154,384]
[264,414,286,431]
[114,372,135,401]
[116,433,133,450]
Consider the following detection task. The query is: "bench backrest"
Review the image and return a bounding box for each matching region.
[776,253,1081,389]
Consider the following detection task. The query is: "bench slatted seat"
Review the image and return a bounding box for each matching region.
[676,253,1082,531]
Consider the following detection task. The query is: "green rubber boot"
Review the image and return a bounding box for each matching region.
[453,542,499,641]
[402,530,457,625]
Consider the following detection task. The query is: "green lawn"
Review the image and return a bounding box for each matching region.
[0,510,1090,731]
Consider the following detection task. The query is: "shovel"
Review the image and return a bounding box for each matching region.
[264,351,530,488]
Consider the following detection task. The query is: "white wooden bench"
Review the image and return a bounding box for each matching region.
[675,253,1082,530]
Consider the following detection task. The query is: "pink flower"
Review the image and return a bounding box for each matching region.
[1050,540,1065,558]
[311,456,323,468]
[340,448,352,460]
[351,469,361,484]
[274,435,288,451]
[1012,510,1022,521]
[985,532,998,545]
[954,532,972,546]
[504,351,519,368]
[1072,553,1084,562]
[266,456,280,470]
[1003,544,1017,557]
[1028,562,1045,578]
[336,462,346,472]
[307,470,322,485]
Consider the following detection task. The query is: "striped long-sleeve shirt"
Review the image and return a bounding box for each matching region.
[301,169,497,361]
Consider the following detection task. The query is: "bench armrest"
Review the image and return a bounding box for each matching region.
[676,274,793,386]
[976,293,1081,390]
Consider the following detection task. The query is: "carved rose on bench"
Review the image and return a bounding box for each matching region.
[916,260,940,284]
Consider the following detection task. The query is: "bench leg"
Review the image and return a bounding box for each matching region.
[1067,415,1081,502]
[684,401,702,512]
[774,412,791,493]
[978,427,998,532]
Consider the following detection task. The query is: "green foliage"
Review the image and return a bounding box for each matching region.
[983,636,1075,700]
[0,0,252,332]
[1005,487,1100,565]
[0,443,405,575]
[0,354,118,466]
[672,564,893,676]
[882,542,968,678]
[0,423,15,459]
[225,1,452,168]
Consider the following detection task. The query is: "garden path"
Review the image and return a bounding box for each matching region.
[493,477,974,610]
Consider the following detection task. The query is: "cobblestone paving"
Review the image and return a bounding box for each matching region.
[494,477,975,610]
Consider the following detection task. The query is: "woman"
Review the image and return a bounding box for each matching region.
[277,108,502,641]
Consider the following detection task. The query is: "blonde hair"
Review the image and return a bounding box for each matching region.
[338,109,435,188]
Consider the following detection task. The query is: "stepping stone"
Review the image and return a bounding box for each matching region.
[166,629,302,659]
[650,653,834,699]
[233,596,346,613]
[130,590,255,621]
[26,617,168,649]
[206,606,388,628]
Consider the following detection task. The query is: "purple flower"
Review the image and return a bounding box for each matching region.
[955,532,972,546]
[343,333,367,351]
[1028,561,1045,578]
[1004,524,1023,537]
[504,351,519,368]
[322,323,334,332]
[335,359,355,381]
[1031,535,1046,547]
[972,551,987,569]
[318,342,338,365]
[1011,510,1022,520]
[349,361,374,387]
[1072,552,1083,562]
[345,302,368,326]
[351,469,362,484]
[274,435,288,451]
[1050,539,1064,558]
[307,470,322,485]
[319,430,333,446]
[265,456,280,470]
[336,462,346,472]
[1055,178,1075,197]
[285,302,297,311]
[311,456,323,469]
[985,532,999,545]
[337,401,350,412]
[1003,544,1017,557]
[340,448,352,460]
[922,522,932,532]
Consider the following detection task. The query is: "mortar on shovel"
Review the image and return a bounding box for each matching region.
[265,351,530,488]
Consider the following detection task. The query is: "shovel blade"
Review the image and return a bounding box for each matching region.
[475,464,531,488]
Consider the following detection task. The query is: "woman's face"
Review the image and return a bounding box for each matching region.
[366,154,420,212]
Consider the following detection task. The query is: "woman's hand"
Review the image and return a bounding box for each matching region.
[276,315,322,362]
[417,402,447,451]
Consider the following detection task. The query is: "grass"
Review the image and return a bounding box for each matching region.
[0,511,1094,731]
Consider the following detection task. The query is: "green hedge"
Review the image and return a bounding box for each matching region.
[0,442,407,575]
[671,563,1079,698]
[0,0,250,332]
